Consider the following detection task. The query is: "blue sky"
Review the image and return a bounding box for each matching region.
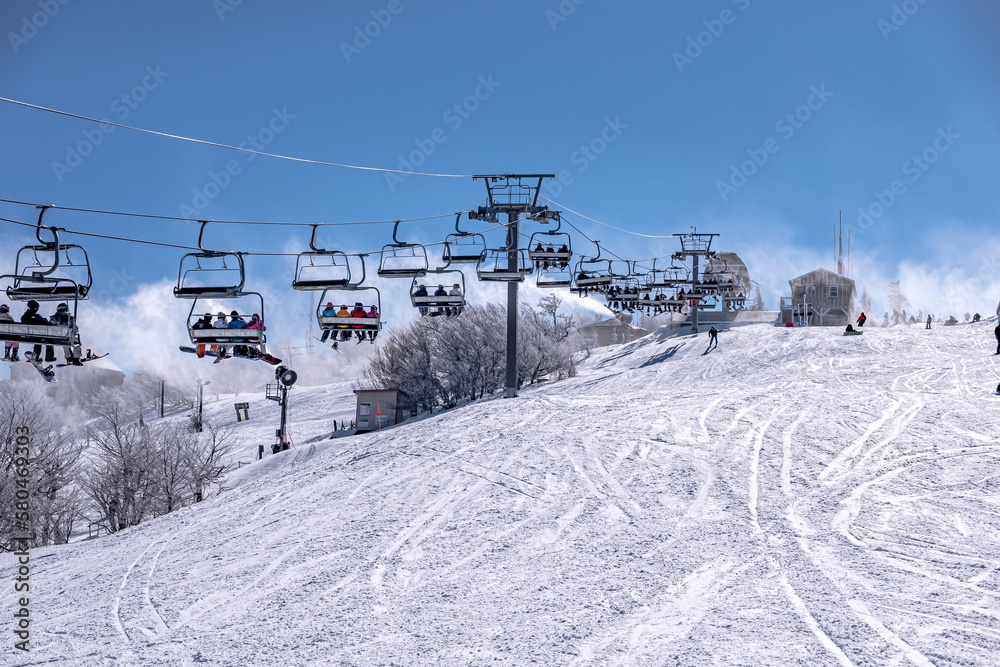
[1,0,998,373]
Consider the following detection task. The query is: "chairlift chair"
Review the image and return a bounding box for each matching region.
[443,212,488,264]
[173,222,246,298]
[410,269,466,317]
[317,286,382,332]
[570,257,613,294]
[378,220,428,278]
[5,209,93,301]
[291,225,352,290]
[648,258,690,290]
[0,282,79,347]
[527,231,573,267]
[476,249,533,282]
[186,293,267,350]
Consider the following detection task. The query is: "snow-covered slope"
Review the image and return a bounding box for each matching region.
[5,322,1000,666]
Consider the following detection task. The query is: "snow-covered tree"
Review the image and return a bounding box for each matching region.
[750,285,767,311]
[363,303,576,412]
[0,383,84,549]
[888,281,909,325]
[859,287,872,313]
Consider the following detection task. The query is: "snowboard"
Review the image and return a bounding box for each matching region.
[843,331,864,336]
[23,353,57,382]
[179,346,282,365]
[56,352,109,368]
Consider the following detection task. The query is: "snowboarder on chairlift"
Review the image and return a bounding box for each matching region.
[856,312,866,328]
[1,304,19,362]
[192,313,212,357]
[228,310,248,357]
[49,302,81,365]
[21,300,47,362]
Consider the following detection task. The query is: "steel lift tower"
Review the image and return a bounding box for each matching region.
[470,174,555,398]
[671,229,719,335]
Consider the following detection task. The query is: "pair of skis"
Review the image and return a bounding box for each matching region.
[178,346,282,365]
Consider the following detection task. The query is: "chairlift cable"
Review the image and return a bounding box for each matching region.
[0,214,512,259]
[541,197,679,239]
[0,96,473,179]
[0,197,456,228]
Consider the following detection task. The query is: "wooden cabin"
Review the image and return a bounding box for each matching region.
[779,268,856,326]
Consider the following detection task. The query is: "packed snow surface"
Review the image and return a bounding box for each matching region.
[5,322,1000,666]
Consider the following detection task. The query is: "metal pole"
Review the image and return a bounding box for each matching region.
[159,379,165,418]
[505,212,519,398]
[691,253,700,335]
[197,382,204,433]
[279,385,289,447]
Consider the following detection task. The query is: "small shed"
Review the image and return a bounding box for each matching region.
[353,389,414,433]
[779,268,857,326]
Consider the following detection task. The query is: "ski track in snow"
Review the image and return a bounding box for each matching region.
[6,324,1000,665]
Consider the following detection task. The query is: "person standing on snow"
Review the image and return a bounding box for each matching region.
[707,326,718,349]
[926,315,932,329]
[856,312,866,328]
[994,322,1000,355]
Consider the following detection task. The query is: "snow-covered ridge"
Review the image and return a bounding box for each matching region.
[5,322,999,665]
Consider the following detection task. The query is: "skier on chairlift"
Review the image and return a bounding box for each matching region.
[366,305,379,341]
[320,302,337,343]
[351,302,367,342]
[448,284,463,317]
[1,304,19,362]
[336,305,351,341]
[433,285,448,316]
[213,312,228,358]
[413,284,429,316]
